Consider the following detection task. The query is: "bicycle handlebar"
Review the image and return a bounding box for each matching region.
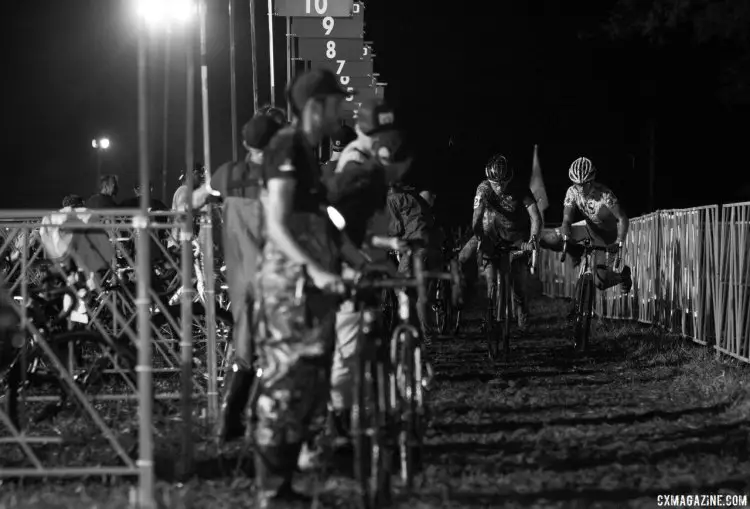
[560,235,623,268]
[299,254,463,307]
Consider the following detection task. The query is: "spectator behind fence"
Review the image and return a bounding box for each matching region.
[86,175,120,209]
[120,181,169,213]
[40,194,113,284]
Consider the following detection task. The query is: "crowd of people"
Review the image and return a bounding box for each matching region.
[25,66,634,507]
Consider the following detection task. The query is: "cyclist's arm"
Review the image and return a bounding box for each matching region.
[609,201,629,244]
[560,205,576,238]
[560,186,578,238]
[471,193,485,237]
[526,202,542,239]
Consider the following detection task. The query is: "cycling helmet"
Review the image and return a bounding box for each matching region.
[485,154,513,184]
[568,157,596,184]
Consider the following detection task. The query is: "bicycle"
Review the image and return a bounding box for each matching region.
[433,246,462,336]
[484,240,538,362]
[560,235,622,352]
[341,246,461,506]
[1,276,138,429]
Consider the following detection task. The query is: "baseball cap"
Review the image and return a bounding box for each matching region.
[330,124,356,152]
[243,115,283,149]
[289,68,352,113]
[356,98,396,136]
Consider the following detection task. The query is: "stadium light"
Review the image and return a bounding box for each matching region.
[136,0,197,26]
[92,137,111,150]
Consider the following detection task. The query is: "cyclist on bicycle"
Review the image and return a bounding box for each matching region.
[473,153,542,330]
[539,156,632,293]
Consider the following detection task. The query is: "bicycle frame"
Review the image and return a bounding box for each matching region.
[561,235,621,352]
[483,243,536,361]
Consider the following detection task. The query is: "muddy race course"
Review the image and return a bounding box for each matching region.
[2,298,750,509]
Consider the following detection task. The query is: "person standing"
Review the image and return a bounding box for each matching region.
[254,68,348,507]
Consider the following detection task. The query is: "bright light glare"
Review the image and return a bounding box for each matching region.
[327,206,346,231]
[137,0,197,25]
[99,138,110,149]
[92,139,98,148]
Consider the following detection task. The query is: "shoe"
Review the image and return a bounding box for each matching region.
[217,361,254,445]
[620,265,632,294]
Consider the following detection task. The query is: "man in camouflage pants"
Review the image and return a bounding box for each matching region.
[254,68,349,508]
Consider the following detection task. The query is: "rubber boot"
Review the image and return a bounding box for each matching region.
[217,359,254,445]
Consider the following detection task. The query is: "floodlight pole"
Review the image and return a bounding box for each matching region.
[229,0,239,160]
[267,0,275,106]
[198,0,219,426]
[249,0,259,112]
[162,27,172,204]
[180,10,196,480]
[136,15,156,509]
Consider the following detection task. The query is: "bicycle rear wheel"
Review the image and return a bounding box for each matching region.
[398,332,423,489]
[573,274,595,352]
[434,280,453,336]
[353,349,392,508]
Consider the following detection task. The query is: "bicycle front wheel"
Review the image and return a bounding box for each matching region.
[573,273,595,352]
[500,272,512,360]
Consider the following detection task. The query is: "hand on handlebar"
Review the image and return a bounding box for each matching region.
[521,236,539,253]
[308,266,346,295]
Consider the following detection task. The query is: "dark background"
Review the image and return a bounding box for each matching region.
[5,0,750,228]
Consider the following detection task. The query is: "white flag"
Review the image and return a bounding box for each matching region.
[529,144,549,219]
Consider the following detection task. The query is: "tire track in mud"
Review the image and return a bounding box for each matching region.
[407,298,750,508]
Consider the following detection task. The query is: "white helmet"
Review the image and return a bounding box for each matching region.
[568,157,596,184]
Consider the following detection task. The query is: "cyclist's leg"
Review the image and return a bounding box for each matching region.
[481,252,497,314]
[587,226,631,292]
[510,253,530,329]
[457,236,478,307]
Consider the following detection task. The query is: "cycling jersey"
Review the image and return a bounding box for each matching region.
[563,181,619,234]
[473,179,535,246]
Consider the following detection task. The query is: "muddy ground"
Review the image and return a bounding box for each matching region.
[1,297,749,508]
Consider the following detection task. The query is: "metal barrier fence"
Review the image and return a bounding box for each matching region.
[539,202,750,364]
[0,208,225,495]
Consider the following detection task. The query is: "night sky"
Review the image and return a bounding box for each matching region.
[5,0,750,227]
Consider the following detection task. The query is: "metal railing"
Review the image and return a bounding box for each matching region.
[539,202,749,364]
[0,207,224,499]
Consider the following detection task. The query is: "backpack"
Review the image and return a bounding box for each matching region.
[220,160,266,270]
